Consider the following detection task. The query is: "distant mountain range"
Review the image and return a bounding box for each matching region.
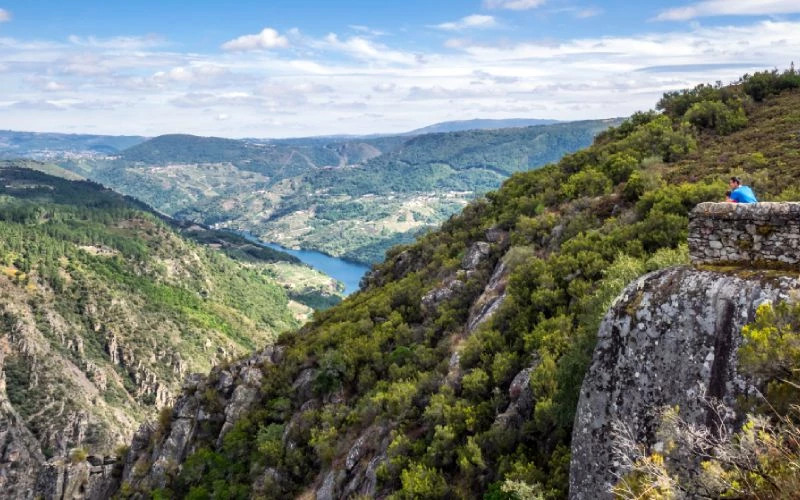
[0,118,567,159]
[0,130,146,158]
[48,118,621,264]
[404,118,561,135]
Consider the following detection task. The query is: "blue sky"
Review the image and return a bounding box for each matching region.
[0,0,799,137]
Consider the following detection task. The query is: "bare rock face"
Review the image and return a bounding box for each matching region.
[120,345,284,492]
[462,242,491,270]
[0,344,120,500]
[569,266,800,499]
[494,362,537,430]
[467,260,509,334]
[313,424,391,500]
[0,386,45,498]
[35,456,120,500]
[421,278,465,313]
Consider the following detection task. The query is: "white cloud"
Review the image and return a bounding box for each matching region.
[222,28,289,51]
[656,0,800,21]
[170,92,263,108]
[319,33,419,65]
[0,8,10,22]
[44,81,66,91]
[67,34,165,50]
[575,7,603,18]
[1,19,800,137]
[153,64,229,84]
[373,82,396,93]
[547,6,604,19]
[348,25,387,36]
[434,15,498,31]
[484,0,546,10]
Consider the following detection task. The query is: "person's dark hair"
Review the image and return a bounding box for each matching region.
[726,190,732,197]
[730,176,742,185]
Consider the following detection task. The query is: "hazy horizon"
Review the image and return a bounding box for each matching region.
[0,0,799,138]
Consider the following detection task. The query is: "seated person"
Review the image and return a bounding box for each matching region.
[728,177,758,203]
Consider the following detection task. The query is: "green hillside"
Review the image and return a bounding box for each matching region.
[133,70,800,498]
[59,119,617,264]
[406,118,560,135]
[0,163,340,457]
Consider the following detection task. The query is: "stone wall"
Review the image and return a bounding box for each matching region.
[688,202,800,268]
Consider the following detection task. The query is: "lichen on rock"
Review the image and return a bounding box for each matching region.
[569,266,800,499]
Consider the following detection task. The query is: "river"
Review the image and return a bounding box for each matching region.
[239,233,370,295]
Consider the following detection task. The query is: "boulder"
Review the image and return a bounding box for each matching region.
[569,266,800,499]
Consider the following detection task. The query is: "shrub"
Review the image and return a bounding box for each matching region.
[684,99,748,135]
[256,423,285,464]
[561,168,612,199]
[601,152,639,184]
[742,67,800,101]
[69,447,88,463]
[396,463,448,499]
[461,368,490,399]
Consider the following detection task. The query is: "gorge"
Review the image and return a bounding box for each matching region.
[2,71,800,499]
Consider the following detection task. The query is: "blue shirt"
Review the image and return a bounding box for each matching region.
[730,185,758,203]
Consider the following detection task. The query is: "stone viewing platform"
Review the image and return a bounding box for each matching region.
[689,202,800,268]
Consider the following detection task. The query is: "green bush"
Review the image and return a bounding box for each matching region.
[396,464,449,499]
[561,168,612,199]
[684,99,748,134]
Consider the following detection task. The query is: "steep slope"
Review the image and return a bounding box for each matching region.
[0,163,341,495]
[109,72,800,499]
[57,119,617,264]
[109,73,800,498]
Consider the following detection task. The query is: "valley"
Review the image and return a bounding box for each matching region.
[243,236,369,296]
[106,73,800,499]
[0,162,342,474]
[4,0,800,497]
[49,119,619,265]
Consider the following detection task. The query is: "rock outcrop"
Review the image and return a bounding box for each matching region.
[120,345,284,492]
[570,205,800,498]
[0,339,120,500]
[0,348,46,498]
[571,202,800,498]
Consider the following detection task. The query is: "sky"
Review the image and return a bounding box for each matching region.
[0,1,799,138]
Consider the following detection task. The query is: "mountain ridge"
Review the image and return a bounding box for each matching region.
[57,118,618,265]
[404,118,562,135]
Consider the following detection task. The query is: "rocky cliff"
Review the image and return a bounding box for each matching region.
[116,230,514,498]
[570,202,800,498]
[569,266,798,497]
[0,165,308,498]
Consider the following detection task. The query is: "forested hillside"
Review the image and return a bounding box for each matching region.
[0,163,340,462]
[120,70,800,498]
[405,118,559,135]
[57,119,617,264]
